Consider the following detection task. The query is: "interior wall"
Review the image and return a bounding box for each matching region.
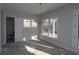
[0,5,2,53]
[1,10,5,45]
[2,10,38,43]
[39,4,79,54]
[15,16,38,42]
[15,17,23,42]
[0,9,1,54]
[22,18,38,41]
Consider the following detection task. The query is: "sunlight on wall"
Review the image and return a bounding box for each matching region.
[31,35,37,39]
[23,37,26,41]
[23,35,39,41]
[25,46,51,55]
[31,35,40,41]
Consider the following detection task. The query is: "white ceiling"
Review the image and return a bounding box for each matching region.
[2,3,67,15]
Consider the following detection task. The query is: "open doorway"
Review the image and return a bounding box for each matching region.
[6,17,15,43]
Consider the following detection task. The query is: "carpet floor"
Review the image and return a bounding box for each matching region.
[1,39,76,55]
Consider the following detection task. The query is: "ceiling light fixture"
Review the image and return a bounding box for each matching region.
[39,3,42,15]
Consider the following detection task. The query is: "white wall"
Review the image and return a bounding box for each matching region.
[0,9,1,54]
[15,16,38,42]
[15,17,23,42]
[1,9,5,45]
[2,10,38,43]
[39,4,79,54]
[0,5,2,54]
[22,18,38,41]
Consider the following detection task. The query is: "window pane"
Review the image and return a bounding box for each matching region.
[41,18,58,39]
[31,20,37,27]
[41,19,49,36]
[24,19,30,28]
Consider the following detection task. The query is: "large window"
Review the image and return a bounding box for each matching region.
[41,18,58,38]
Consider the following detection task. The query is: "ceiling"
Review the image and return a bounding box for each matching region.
[2,3,67,15]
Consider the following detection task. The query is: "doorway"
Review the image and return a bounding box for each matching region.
[6,17,15,43]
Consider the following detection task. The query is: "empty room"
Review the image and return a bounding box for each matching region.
[0,3,79,55]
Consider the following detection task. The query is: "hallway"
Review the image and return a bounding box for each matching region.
[1,38,76,55]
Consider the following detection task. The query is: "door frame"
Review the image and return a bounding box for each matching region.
[72,8,79,48]
[4,15,16,44]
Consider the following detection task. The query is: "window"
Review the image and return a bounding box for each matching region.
[31,20,37,27]
[42,19,49,36]
[23,19,38,41]
[23,19,37,28]
[41,17,58,38]
[24,19,31,28]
